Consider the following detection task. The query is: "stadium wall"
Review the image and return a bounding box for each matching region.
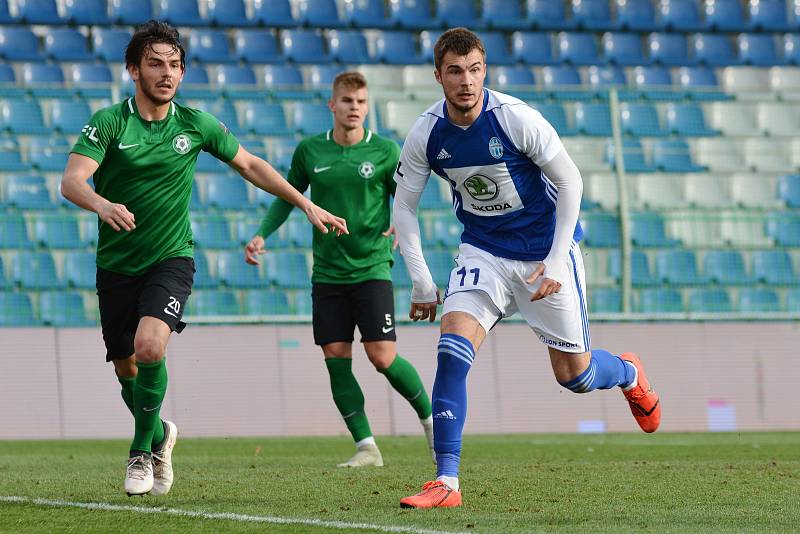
[3,322,799,439]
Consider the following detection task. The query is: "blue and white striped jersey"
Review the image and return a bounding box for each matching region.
[395,88,583,261]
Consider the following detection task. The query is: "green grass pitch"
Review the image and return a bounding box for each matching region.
[1,432,798,533]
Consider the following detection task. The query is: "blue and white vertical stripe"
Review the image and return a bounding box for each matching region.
[568,243,591,352]
[438,334,475,367]
[563,358,597,393]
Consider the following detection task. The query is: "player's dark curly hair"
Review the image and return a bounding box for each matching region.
[125,20,185,68]
[433,28,486,71]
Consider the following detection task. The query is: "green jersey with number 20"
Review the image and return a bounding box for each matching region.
[71,98,239,276]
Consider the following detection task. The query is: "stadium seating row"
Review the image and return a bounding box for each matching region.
[2,0,799,33]
[591,286,800,313]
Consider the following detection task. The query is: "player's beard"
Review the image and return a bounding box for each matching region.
[447,93,481,115]
[140,77,176,106]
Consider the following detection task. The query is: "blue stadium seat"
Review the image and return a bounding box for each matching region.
[638,287,684,313]
[477,32,515,65]
[630,212,677,247]
[16,0,62,24]
[328,30,374,64]
[788,288,800,311]
[207,0,252,26]
[609,249,659,286]
[527,0,572,29]
[293,102,333,135]
[652,139,705,172]
[580,212,620,247]
[33,214,85,248]
[389,0,439,29]
[766,212,800,246]
[0,63,14,84]
[11,251,64,289]
[752,249,797,285]
[778,175,800,208]
[586,64,629,97]
[345,0,391,28]
[665,103,717,136]
[542,65,588,100]
[677,65,726,100]
[438,0,481,28]
[297,0,345,27]
[425,250,456,288]
[633,64,678,100]
[557,32,600,65]
[658,0,705,31]
[191,251,216,288]
[242,102,291,136]
[0,138,28,172]
[391,253,412,288]
[648,33,692,66]
[704,250,754,285]
[282,29,330,64]
[0,0,15,23]
[268,137,297,171]
[693,34,739,66]
[574,102,612,136]
[656,249,708,285]
[110,0,153,24]
[188,290,240,316]
[190,215,232,248]
[620,102,666,136]
[0,258,9,288]
[493,66,540,100]
[0,215,31,248]
[196,99,238,136]
[28,136,69,171]
[217,250,263,288]
[606,139,654,172]
[244,289,291,315]
[216,65,259,99]
[4,174,54,209]
[285,216,312,248]
[705,0,746,31]
[419,30,442,63]
[511,32,555,65]
[308,64,343,97]
[233,29,281,64]
[21,63,67,97]
[615,0,657,31]
[205,174,250,210]
[376,31,424,64]
[688,288,732,312]
[39,291,92,326]
[0,292,37,326]
[176,66,214,99]
[426,212,461,247]
[0,27,42,62]
[533,103,574,134]
[589,287,622,313]
[63,251,95,289]
[739,288,780,313]
[266,251,310,288]
[748,0,791,31]
[571,0,614,30]
[72,64,113,98]
[785,34,800,65]
[602,32,647,65]
[92,28,132,63]
[482,0,528,30]
[188,29,234,63]
[252,0,295,26]
[738,33,781,66]
[64,0,111,24]
[157,0,204,25]
[263,65,308,100]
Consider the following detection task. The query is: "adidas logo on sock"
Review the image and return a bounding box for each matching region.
[436,148,451,160]
[434,410,456,420]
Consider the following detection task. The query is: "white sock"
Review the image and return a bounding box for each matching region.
[436,476,459,492]
[355,436,376,449]
[420,415,433,426]
[622,361,638,391]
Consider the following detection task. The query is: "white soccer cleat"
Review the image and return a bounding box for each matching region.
[336,444,384,468]
[125,453,154,496]
[421,418,436,466]
[151,420,178,496]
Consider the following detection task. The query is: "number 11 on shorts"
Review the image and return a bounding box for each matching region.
[456,266,480,286]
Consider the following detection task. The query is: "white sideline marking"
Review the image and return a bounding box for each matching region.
[0,496,467,534]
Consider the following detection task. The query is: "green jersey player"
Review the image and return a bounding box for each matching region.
[245,72,434,468]
[60,21,347,497]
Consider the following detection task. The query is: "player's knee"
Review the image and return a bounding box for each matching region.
[113,357,137,378]
[368,350,395,371]
[133,336,165,363]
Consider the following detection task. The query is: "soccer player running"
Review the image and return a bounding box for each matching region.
[244,72,435,468]
[393,29,661,509]
[60,21,347,497]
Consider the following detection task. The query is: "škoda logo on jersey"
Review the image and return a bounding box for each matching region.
[464,175,498,201]
[172,134,191,155]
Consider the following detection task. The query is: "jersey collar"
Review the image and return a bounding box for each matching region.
[326,128,372,145]
[127,97,176,121]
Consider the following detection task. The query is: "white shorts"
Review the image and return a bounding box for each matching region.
[441,243,590,353]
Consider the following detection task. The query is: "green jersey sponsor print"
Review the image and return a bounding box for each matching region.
[258,130,400,284]
[71,98,239,275]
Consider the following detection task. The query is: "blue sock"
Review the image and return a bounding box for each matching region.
[432,333,474,479]
[559,349,635,393]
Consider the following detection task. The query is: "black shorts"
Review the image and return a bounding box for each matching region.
[97,256,194,361]
[312,279,396,346]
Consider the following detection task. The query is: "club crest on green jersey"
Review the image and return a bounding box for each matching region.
[172,134,191,154]
[358,161,375,179]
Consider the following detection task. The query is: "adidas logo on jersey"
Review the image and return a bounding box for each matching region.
[434,410,456,420]
[436,148,451,160]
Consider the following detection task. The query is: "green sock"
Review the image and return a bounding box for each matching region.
[380,354,432,419]
[130,359,168,454]
[118,374,165,448]
[325,357,372,443]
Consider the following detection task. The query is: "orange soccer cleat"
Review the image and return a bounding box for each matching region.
[400,481,462,509]
[620,352,661,433]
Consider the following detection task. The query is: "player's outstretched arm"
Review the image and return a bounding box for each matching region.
[60,153,136,232]
[228,146,348,236]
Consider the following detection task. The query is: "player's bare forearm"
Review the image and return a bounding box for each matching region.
[61,154,136,232]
